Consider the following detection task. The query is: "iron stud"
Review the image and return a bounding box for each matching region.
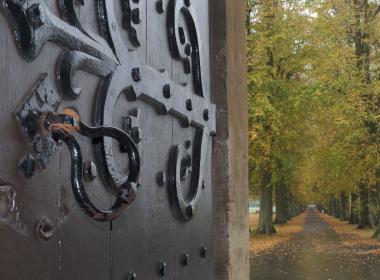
[200,246,207,258]
[178,27,186,44]
[18,153,36,179]
[186,99,193,111]
[184,43,192,56]
[83,161,97,181]
[186,205,193,217]
[27,4,46,29]
[181,253,189,266]
[127,271,137,280]
[158,261,167,277]
[203,109,209,121]
[157,171,167,187]
[163,84,171,98]
[156,0,164,13]
[37,217,53,240]
[132,68,142,82]
[131,8,141,24]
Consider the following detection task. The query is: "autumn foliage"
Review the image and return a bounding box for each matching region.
[247,0,380,238]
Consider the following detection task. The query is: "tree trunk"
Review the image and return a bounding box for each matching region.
[274,183,289,224]
[340,192,350,221]
[373,172,380,239]
[256,171,276,234]
[349,193,360,224]
[369,189,376,228]
[358,184,373,229]
[333,198,341,218]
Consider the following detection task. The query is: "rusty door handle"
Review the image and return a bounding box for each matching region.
[44,108,141,222]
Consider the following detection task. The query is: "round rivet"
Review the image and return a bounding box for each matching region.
[203,109,209,121]
[127,271,137,280]
[18,153,36,179]
[178,27,186,44]
[37,217,53,240]
[27,4,46,28]
[83,161,97,181]
[185,140,191,149]
[200,246,207,258]
[181,253,189,266]
[132,68,142,82]
[131,8,140,24]
[184,0,191,7]
[184,43,192,56]
[156,0,164,14]
[186,205,193,217]
[186,99,193,111]
[158,261,167,277]
[156,171,167,187]
[163,84,171,98]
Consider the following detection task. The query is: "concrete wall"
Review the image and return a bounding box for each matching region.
[210,0,249,279]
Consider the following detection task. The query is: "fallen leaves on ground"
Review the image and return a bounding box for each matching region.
[319,213,380,256]
[249,213,306,255]
[250,208,380,279]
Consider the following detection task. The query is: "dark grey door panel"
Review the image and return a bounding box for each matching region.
[0,1,214,279]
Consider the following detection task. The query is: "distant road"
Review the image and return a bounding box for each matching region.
[250,206,380,280]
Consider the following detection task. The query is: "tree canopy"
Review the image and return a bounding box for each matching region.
[247,0,380,237]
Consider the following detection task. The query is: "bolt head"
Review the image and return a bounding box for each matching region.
[184,155,192,167]
[18,153,36,179]
[83,161,97,181]
[200,246,207,258]
[181,253,189,266]
[131,128,142,143]
[203,109,209,121]
[184,0,191,7]
[127,271,137,280]
[156,171,167,187]
[178,27,186,44]
[132,68,142,82]
[186,99,193,111]
[27,4,46,28]
[37,217,53,240]
[156,0,164,13]
[163,84,171,98]
[158,261,167,277]
[186,205,193,217]
[118,186,136,205]
[184,43,192,56]
[185,140,191,149]
[131,8,141,24]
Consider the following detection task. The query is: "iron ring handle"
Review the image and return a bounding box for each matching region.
[78,122,140,183]
[47,110,140,222]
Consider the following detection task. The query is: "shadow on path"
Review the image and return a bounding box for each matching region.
[250,206,380,280]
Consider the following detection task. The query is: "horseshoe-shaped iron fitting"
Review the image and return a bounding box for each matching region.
[44,108,141,222]
[168,129,208,221]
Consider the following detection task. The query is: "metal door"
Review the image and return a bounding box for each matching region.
[0,1,215,279]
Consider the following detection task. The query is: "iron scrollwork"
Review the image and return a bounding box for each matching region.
[3,0,215,222]
[14,76,140,221]
[46,108,140,222]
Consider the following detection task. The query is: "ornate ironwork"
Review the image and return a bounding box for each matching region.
[3,0,215,222]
